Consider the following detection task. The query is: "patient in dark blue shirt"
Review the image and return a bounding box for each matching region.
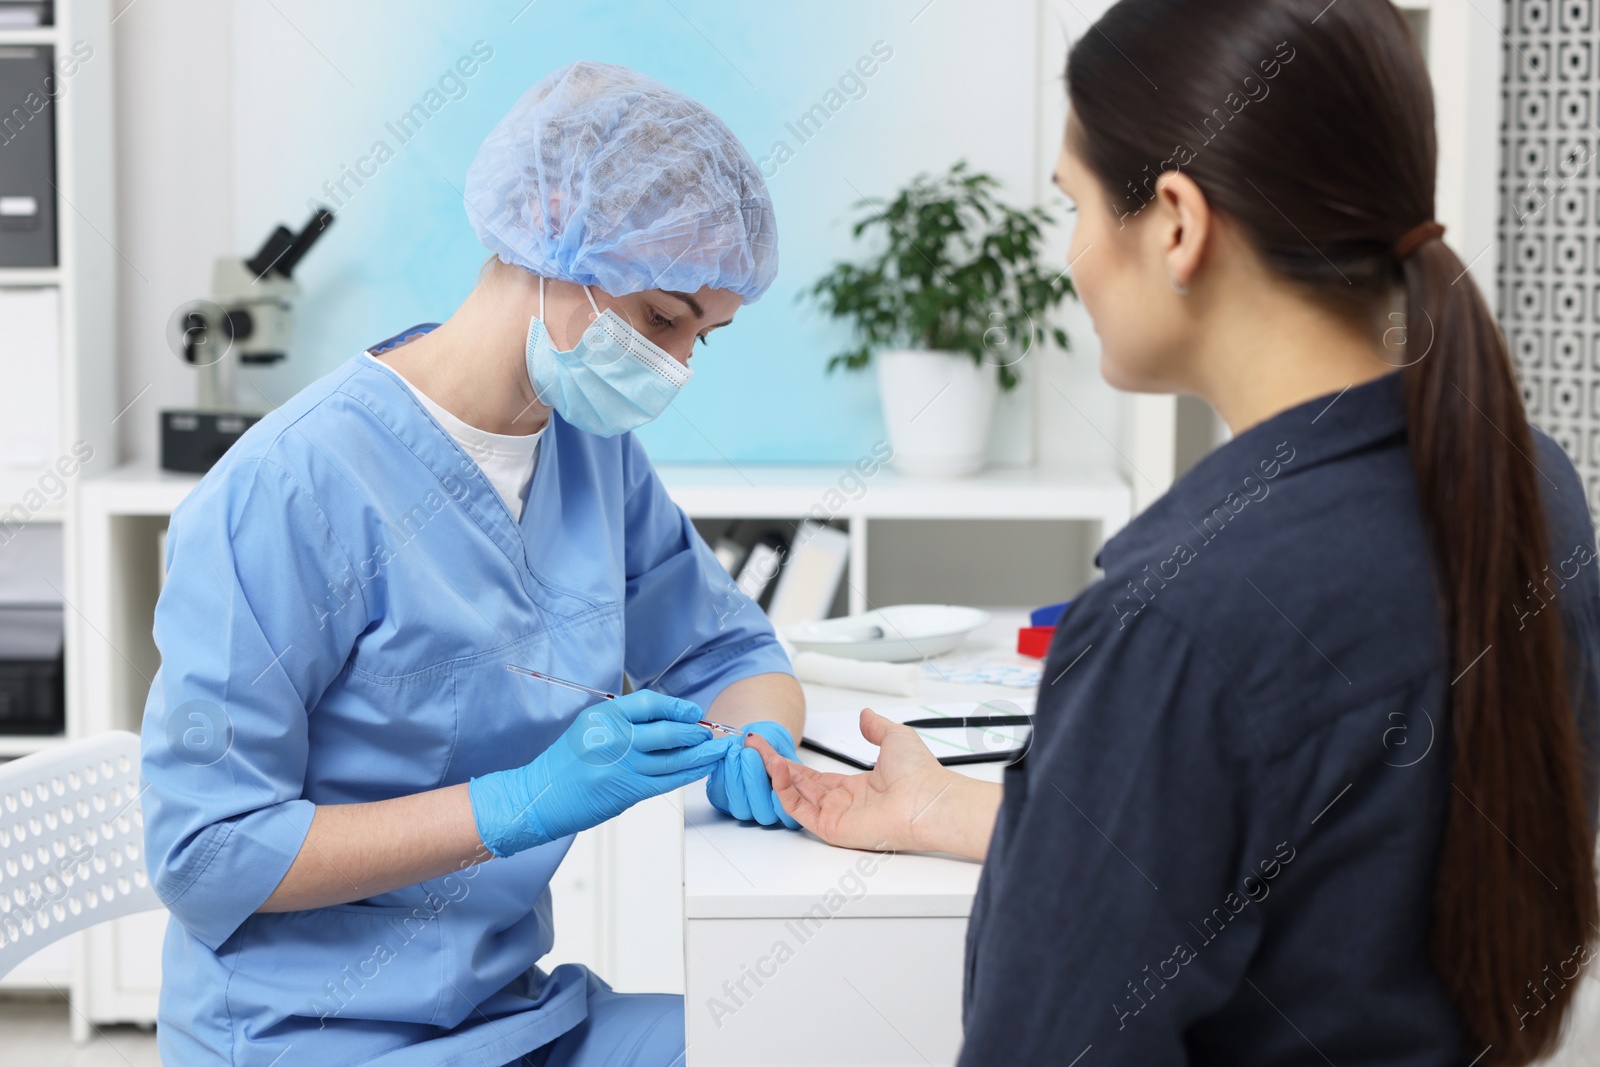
[753,2,1600,1060]
[960,371,1600,1063]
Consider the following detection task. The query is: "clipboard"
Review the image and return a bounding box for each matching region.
[799,701,1033,770]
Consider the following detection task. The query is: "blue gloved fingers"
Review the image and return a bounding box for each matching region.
[770,787,802,830]
[743,721,798,761]
[471,698,734,857]
[630,719,716,753]
[659,762,743,796]
[612,758,719,804]
[608,690,704,725]
[635,749,733,784]
[717,746,754,821]
[736,725,801,829]
[738,747,780,825]
[705,764,731,814]
[703,723,801,825]
[632,736,737,777]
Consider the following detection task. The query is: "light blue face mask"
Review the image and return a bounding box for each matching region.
[526,278,693,437]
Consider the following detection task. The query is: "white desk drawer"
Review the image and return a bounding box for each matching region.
[686,915,967,1066]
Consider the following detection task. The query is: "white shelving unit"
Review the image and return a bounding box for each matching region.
[0,0,118,1001]
[661,463,1129,614]
[0,27,58,47]
[0,266,62,285]
[0,3,115,515]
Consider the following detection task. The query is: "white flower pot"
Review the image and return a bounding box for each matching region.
[875,349,998,477]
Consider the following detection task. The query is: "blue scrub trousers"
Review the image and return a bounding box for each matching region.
[504,989,685,1067]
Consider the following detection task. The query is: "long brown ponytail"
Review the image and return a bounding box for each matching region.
[1404,230,1597,1058]
[1067,1,1597,1059]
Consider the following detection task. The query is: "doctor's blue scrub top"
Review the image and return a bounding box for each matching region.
[140,349,792,1066]
[959,370,1600,1064]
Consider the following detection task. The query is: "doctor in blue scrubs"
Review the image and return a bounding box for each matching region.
[141,61,804,1066]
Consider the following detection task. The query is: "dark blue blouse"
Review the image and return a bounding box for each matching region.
[960,371,1600,1064]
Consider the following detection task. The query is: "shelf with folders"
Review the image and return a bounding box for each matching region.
[0,0,117,1011]
[668,461,1131,619]
[658,462,1131,523]
[0,0,113,757]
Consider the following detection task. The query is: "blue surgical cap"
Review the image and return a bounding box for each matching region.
[464,61,778,303]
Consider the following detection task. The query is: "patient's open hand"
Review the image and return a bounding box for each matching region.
[747,708,956,853]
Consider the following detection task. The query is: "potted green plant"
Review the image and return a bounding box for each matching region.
[808,161,1077,476]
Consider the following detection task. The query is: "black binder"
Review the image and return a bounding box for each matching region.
[0,44,57,268]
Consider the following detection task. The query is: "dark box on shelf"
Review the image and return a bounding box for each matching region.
[161,409,263,474]
[0,43,59,268]
[0,604,64,735]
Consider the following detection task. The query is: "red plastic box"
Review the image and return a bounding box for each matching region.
[1017,625,1055,659]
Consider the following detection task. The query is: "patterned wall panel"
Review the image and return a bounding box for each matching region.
[1501,0,1600,516]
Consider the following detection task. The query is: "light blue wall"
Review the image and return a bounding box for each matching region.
[231,0,1043,464]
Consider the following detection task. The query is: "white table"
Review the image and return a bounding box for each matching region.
[683,614,1034,1066]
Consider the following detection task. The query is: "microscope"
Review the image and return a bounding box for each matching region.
[160,208,334,473]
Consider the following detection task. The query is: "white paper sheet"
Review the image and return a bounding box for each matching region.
[800,697,1034,769]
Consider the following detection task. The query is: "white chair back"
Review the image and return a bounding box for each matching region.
[0,730,162,978]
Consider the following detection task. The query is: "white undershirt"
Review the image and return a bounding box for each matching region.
[363,353,542,521]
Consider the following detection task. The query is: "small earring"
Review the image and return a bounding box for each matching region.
[1169,273,1188,295]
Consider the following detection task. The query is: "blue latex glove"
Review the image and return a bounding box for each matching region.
[469,690,737,857]
[706,721,801,829]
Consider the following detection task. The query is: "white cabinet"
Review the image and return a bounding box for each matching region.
[545,793,689,994]
[686,915,969,1066]
[0,0,119,1035]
